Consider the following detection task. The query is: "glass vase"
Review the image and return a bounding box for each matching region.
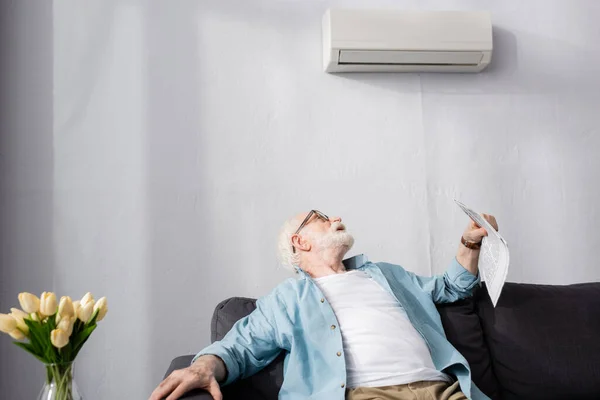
[37,362,83,400]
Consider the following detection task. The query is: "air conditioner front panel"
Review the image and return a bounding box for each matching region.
[338,50,484,66]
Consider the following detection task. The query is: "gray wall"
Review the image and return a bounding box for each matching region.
[2,0,600,398]
[0,0,54,398]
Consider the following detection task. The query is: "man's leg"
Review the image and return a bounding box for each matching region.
[346,384,414,400]
[346,381,467,400]
[407,380,468,400]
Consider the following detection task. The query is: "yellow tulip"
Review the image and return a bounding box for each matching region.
[50,329,69,349]
[57,316,75,336]
[29,312,40,322]
[80,292,94,307]
[78,301,94,323]
[58,296,75,319]
[18,292,40,314]
[9,329,26,340]
[0,314,17,333]
[93,297,108,322]
[9,308,29,335]
[40,292,58,317]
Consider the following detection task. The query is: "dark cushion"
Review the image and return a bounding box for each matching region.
[477,282,600,400]
[212,297,284,399]
[437,288,501,399]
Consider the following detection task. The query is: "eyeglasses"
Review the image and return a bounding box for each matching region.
[292,210,329,253]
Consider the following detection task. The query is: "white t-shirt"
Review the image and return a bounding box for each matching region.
[314,270,451,388]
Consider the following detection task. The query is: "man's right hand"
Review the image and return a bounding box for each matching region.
[149,355,226,400]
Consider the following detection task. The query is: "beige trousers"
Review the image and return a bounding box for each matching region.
[346,380,467,400]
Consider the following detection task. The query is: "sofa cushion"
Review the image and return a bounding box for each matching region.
[477,282,600,400]
[212,297,284,400]
[437,288,501,399]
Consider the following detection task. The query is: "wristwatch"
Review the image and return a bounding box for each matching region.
[461,236,482,250]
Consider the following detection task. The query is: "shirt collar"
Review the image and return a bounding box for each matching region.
[342,253,369,270]
[294,254,369,278]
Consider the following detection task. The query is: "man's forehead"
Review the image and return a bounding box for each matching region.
[295,212,310,221]
[289,212,308,228]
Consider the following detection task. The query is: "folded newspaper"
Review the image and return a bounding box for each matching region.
[454,200,509,307]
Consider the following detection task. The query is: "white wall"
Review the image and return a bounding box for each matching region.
[2,0,600,398]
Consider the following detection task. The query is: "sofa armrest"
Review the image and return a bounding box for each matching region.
[163,355,214,400]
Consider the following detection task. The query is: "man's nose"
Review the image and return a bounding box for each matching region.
[330,216,342,223]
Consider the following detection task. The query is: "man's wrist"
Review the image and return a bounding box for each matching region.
[194,355,228,383]
[457,244,480,259]
[456,243,480,276]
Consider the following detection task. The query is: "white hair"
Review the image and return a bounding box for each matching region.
[277,216,301,272]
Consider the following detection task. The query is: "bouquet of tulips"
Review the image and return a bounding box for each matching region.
[0,291,108,400]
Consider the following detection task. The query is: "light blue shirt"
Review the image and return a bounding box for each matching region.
[194,255,490,400]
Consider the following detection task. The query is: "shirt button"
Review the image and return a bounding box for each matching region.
[331,325,336,330]
[336,351,342,357]
[341,383,346,388]
[320,298,325,303]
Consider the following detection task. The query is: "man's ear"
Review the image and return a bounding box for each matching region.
[291,234,310,252]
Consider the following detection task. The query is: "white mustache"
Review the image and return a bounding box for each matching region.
[331,222,346,232]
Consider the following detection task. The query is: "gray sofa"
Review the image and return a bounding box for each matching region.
[163,282,600,399]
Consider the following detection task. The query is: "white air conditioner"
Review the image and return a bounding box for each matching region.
[322,9,493,73]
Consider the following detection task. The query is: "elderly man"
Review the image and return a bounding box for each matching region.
[151,210,498,400]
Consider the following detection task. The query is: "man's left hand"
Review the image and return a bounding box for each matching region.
[456,213,499,276]
[462,213,499,245]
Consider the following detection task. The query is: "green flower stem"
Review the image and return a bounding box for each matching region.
[45,362,74,400]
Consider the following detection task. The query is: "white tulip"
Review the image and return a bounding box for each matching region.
[58,296,75,319]
[78,301,94,323]
[9,308,29,335]
[80,292,94,307]
[50,329,69,349]
[40,292,58,317]
[72,300,81,317]
[9,329,25,340]
[18,292,40,314]
[93,297,108,322]
[0,314,17,333]
[57,316,75,336]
